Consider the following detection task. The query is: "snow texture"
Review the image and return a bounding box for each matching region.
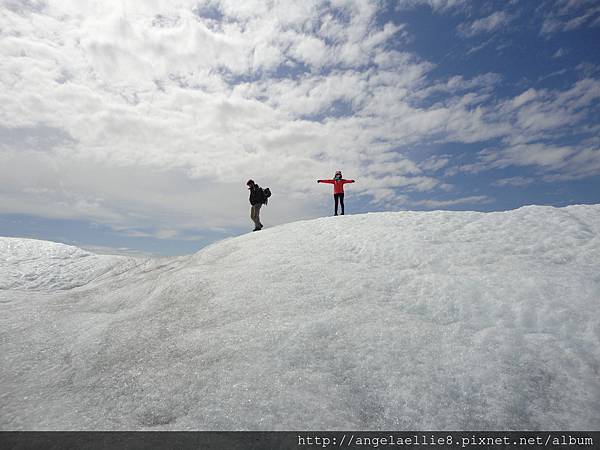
[1,205,599,430]
[0,238,134,291]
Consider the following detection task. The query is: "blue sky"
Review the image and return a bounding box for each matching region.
[1,0,599,256]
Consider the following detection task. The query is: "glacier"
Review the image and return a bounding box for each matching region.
[1,205,599,430]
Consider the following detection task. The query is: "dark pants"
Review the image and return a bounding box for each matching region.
[334,193,344,215]
[250,204,262,229]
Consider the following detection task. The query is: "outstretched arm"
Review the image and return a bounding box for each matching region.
[342,179,355,184]
[317,179,335,184]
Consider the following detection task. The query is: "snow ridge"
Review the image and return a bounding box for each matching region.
[0,237,137,291]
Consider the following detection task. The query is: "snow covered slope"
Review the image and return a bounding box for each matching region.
[0,237,136,291]
[1,205,599,430]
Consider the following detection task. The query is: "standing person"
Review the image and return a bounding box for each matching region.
[317,171,355,215]
[247,179,264,231]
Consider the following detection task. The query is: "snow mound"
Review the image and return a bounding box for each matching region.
[1,205,600,430]
[0,237,137,291]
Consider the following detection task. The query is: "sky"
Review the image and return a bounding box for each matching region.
[1,0,599,256]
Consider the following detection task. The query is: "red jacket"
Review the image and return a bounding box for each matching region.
[318,178,355,194]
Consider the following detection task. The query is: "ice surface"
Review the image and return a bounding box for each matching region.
[1,205,599,430]
[0,237,136,291]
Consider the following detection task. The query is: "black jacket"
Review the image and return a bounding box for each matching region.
[249,185,263,205]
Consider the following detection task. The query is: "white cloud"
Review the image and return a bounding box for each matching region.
[450,141,598,182]
[492,177,535,187]
[290,35,328,68]
[552,48,568,58]
[491,144,577,169]
[443,76,600,181]
[396,0,468,12]
[511,88,538,108]
[542,147,600,180]
[458,11,512,37]
[420,156,450,172]
[505,79,600,136]
[540,0,600,35]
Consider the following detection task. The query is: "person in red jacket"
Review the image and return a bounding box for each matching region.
[317,170,355,215]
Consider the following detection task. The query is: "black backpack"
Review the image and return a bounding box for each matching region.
[261,187,271,205]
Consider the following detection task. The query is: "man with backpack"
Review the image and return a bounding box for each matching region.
[246,179,270,231]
